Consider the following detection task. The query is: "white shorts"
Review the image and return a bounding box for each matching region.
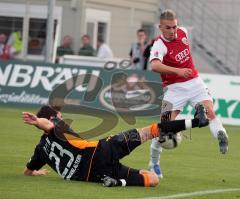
[161,77,213,112]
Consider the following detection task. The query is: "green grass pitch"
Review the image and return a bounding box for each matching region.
[0,107,240,199]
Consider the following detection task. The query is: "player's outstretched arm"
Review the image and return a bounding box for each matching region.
[23,167,49,176]
[22,112,54,133]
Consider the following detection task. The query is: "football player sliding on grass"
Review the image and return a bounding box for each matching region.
[22,105,208,187]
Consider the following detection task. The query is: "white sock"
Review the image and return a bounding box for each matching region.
[185,119,192,129]
[209,118,226,138]
[120,179,126,187]
[150,138,162,165]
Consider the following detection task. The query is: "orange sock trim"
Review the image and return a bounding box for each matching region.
[150,123,160,138]
[141,173,150,187]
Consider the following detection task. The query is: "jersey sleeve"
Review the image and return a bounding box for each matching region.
[149,39,167,62]
[26,145,46,171]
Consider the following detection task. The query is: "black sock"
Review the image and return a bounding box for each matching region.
[159,120,185,133]
[191,118,200,128]
[124,174,144,186]
[159,118,199,133]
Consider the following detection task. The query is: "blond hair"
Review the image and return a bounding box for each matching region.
[160,9,177,20]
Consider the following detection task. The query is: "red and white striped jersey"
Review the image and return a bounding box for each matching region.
[149,27,198,87]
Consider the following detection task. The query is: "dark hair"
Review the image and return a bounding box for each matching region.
[137,29,146,34]
[82,34,90,40]
[36,105,58,119]
[97,36,104,43]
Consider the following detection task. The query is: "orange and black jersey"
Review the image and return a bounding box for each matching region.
[26,117,143,183]
[26,117,99,181]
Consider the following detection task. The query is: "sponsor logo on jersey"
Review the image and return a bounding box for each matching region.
[182,37,189,45]
[175,49,189,62]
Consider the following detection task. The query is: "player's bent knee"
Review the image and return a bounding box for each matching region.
[150,173,159,187]
[140,170,159,187]
[207,109,216,120]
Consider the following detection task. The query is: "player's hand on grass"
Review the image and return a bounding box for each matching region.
[33,169,49,176]
[24,167,49,176]
[176,68,192,78]
[22,112,38,126]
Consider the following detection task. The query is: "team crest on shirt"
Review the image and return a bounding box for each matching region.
[182,37,189,45]
[154,51,159,57]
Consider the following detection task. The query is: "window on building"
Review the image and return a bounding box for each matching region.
[0,16,23,36]
[97,22,107,42]
[28,18,57,55]
[85,9,111,48]
[86,22,95,46]
[0,2,62,61]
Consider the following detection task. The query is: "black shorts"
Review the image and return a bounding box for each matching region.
[89,128,142,183]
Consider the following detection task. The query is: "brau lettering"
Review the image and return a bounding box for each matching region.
[0,64,100,92]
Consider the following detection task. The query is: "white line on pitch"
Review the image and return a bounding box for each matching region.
[140,188,240,199]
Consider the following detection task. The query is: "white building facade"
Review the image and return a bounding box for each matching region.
[0,0,160,61]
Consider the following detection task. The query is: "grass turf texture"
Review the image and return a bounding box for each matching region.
[0,106,240,199]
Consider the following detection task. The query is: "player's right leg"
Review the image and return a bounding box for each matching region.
[149,138,163,178]
[102,118,190,162]
[105,115,209,176]
[148,82,189,178]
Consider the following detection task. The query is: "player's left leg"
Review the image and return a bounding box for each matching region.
[200,100,228,154]
[102,164,159,187]
[189,77,228,154]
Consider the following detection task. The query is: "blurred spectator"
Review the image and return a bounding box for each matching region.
[28,38,42,55]
[0,33,13,60]
[143,39,155,70]
[129,29,148,70]
[56,35,74,62]
[78,34,96,56]
[7,30,22,57]
[97,37,113,59]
